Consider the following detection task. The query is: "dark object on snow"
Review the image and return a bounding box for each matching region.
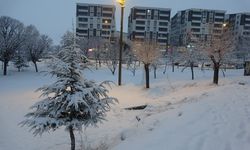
[239,82,246,85]
[244,61,250,76]
[124,105,147,110]
[135,116,141,122]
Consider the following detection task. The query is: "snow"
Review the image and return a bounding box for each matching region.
[1,62,250,150]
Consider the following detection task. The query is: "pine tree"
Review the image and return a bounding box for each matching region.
[20,43,117,150]
[13,54,28,72]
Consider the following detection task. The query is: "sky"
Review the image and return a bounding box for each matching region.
[1,0,250,44]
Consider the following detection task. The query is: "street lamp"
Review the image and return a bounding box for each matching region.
[117,0,125,86]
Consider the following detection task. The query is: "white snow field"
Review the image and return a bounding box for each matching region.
[0,62,250,150]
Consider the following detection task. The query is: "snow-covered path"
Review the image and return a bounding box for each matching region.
[113,78,250,150]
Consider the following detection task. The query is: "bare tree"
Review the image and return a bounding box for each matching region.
[132,39,161,88]
[180,43,206,80]
[151,59,161,79]
[198,26,235,84]
[87,37,105,69]
[104,41,118,75]
[126,53,139,76]
[24,25,52,72]
[0,16,25,75]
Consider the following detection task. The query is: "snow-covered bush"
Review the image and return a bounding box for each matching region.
[20,43,117,150]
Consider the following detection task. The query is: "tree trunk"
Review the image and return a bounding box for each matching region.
[3,60,8,76]
[144,64,150,88]
[213,63,220,84]
[69,126,75,150]
[163,63,167,74]
[191,62,194,80]
[172,60,175,72]
[33,61,38,72]
[154,67,157,79]
[99,59,101,67]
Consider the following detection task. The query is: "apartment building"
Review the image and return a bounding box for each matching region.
[226,12,250,39]
[170,8,226,46]
[128,6,171,48]
[226,13,250,59]
[76,3,116,40]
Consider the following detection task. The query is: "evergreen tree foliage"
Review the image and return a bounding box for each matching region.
[20,43,117,150]
[13,54,28,72]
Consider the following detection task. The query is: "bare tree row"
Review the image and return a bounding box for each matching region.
[0,16,53,75]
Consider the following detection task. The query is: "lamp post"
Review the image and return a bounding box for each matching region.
[117,0,125,86]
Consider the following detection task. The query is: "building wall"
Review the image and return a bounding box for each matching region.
[128,6,171,49]
[170,8,226,47]
[226,13,250,39]
[76,3,116,40]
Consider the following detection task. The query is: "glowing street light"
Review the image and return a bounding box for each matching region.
[117,0,125,7]
[117,0,125,86]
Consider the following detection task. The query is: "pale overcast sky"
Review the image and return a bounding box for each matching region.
[1,0,250,44]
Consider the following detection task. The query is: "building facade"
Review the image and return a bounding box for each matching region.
[128,6,171,48]
[170,9,226,46]
[226,13,250,39]
[226,13,250,59]
[76,3,116,40]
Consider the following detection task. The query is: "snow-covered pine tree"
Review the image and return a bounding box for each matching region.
[20,43,118,150]
[13,54,28,72]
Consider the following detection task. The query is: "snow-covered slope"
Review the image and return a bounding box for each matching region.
[113,78,250,150]
[0,63,249,150]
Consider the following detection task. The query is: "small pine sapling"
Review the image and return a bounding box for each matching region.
[13,55,28,72]
[20,43,118,150]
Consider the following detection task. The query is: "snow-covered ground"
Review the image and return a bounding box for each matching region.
[0,62,250,150]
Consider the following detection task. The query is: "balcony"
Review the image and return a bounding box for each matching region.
[192,14,202,17]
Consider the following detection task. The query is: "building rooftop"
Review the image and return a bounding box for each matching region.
[179,8,226,13]
[131,6,171,11]
[76,3,115,7]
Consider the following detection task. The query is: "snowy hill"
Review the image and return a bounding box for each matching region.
[0,63,250,150]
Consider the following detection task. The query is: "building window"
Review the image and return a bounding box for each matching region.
[158,39,167,43]
[159,27,168,32]
[191,22,201,26]
[135,32,144,36]
[90,7,94,12]
[159,10,169,15]
[90,24,93,29]
[244,26,250,30]
[77,5,88,10]
[78,17,88,22]
[154,21,157,26]
[214,18,224,22]
[79,23,88,28]
[214,24,222,28]
[159,22,168,26]
[136,20,145,25]
[103,19,111,24]
[103,7,113,12]
[103,13,112,17]
[191,28,200,32]
[136,15,146,19]
[136,26,145,30]
[78,12,88,16]
[102,25,111,29]
[159,16,169,20]
[76,29,87,34]
[192,17,201,21]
